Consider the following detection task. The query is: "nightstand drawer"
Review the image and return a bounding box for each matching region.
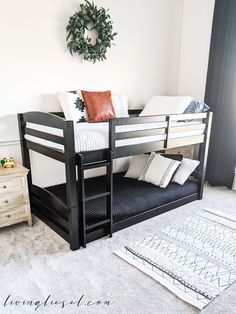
[0,192,26,210]
[0,164,32,228]
[0,177,24,195]
[0,206,28,228]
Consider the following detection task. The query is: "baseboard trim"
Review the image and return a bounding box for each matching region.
[0,140,20,147]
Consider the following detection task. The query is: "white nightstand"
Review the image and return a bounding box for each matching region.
[0,164,32,229]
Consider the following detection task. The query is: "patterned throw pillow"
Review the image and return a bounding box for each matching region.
[57,91,87,123]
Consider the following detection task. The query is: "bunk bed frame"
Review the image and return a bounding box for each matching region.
[18,110,212,250]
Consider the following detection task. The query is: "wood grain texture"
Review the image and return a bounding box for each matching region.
[0,164,32,228]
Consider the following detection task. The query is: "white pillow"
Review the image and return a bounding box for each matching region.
[125,154,149,179]
[140,95,193,116]
[172,158,200,185]
[57,92,87,123]
[139,153,181,188]
[112,94,129,118]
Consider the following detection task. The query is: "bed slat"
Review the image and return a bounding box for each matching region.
[115,115,166,125]
[170,113,207,121]
[167,135,204,149]
[31,195,69,231]
[32,200,70,242]
[115,141,165,157]
[31,185,69,219]
[26,140,65,163]
[115,128,166,140]
[25,127,64,145]
[22,111,66,129]
[169,123,206,133]
[77,149,109,164]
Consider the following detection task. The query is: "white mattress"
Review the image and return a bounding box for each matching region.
[25,121,204,153]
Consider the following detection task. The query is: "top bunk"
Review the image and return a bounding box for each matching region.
[18,110,212,164]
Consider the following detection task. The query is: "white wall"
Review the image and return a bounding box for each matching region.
[0,0,184,186]
[0,0,184,141]
[0,0,215,187]
[177,0,215,100]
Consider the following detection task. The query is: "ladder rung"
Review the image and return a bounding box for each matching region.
[86,219,111,230]
[84,161,110,170]
[85,192,110,202]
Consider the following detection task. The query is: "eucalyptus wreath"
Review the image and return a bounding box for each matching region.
[66,1,117,63]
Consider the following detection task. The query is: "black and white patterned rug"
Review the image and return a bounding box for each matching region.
[115,209,236,309]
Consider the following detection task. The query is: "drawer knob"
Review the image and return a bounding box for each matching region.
[3,185,7,189]
[4,200,8,204]
[7,215,11,218]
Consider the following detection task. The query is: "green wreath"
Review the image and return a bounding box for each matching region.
[66,1,117,63]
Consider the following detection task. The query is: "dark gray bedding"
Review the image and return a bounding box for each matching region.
[47,173,198,225]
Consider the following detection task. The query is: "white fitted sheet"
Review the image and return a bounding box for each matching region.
[25,121,204,153]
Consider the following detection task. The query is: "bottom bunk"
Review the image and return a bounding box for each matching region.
[47,173,198,225]
[30,172,200,247]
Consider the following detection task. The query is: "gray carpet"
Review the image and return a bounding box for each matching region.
[0,184,236,314]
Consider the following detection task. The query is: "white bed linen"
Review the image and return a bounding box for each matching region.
[25,121,204,153]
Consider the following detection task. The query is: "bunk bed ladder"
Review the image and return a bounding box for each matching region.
[77,151,113,248]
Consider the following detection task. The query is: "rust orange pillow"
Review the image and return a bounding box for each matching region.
[81,90,115,122]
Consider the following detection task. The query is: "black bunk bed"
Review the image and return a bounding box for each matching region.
[17,110,212,250]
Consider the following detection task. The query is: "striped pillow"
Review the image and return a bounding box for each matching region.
[125,154,149,179]
[139,153,181,188]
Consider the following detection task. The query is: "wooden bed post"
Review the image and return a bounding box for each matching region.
[198,112,213,199]
[164,115,170,150]
[108,119,115,236]
[64,121,80,250]
[17,114,32,192]
[77,153,86,248]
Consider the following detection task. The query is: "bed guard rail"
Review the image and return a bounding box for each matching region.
[18,111,212,162]
[18,112,75,163]
[111,112,212,158]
